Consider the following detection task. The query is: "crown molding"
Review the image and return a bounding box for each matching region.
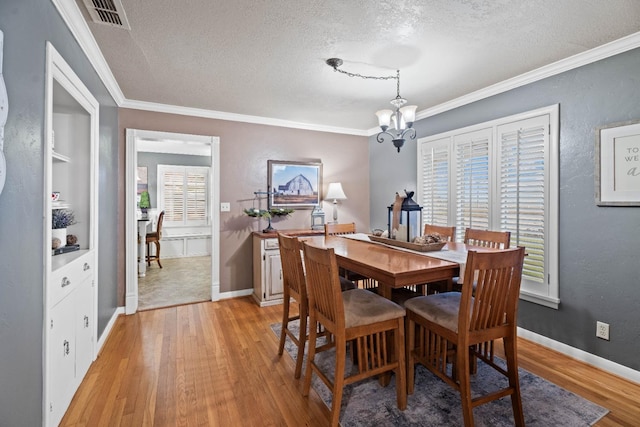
[52,1,640,137]
[52,0,125,104]
[120,99,367,136]
[368,31,640,136]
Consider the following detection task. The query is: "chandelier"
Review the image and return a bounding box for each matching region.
[326,58,417,152]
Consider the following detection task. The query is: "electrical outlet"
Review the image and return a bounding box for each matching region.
[596,321,610,340]
[220,202,230,212]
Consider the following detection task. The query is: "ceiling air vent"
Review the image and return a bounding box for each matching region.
[82,0,131,30]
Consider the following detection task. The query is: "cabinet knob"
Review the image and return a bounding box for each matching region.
[63,340,70,356]
[61,277,71,288]
[83,262,90,271]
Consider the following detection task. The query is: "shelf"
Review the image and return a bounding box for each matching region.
[52,201,71,210]
[52,151,71,163]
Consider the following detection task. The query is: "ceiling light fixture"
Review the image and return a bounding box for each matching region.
[326,58,417,153]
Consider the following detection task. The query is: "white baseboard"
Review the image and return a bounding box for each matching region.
[96,306,125,354]
[518,327,640,385]
[218,288,253,300]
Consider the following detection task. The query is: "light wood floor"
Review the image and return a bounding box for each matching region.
[61,297,640,426]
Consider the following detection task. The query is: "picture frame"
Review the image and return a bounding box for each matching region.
[596,120,640,206]
[268,160,322,208]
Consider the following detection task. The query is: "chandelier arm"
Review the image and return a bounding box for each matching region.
[402,127,417,141]
[376,131,395,143]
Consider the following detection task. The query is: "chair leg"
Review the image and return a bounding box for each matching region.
[504,336,525,426]
[457,344,474,427]
[155,240,162,268]
[147,242,151,266]
[395,317,407,410]
[330,340,347,427]
[277,296,290,357]
[302,315,318,398]
[294,303,308,379]
[406,316,416,394]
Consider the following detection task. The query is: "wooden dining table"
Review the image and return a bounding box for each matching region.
[299,234,466,299]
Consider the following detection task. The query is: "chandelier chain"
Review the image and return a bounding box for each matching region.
[330,66,397,82]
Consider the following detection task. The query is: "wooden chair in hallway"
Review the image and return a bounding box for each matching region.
[405,247,526,427]
[277,233,354,379]
[301,241,407,427]
[146,210,164,268]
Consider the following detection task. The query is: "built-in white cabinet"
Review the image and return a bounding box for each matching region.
[253,235,284,306]
[252,229,323,307]
[44,42,99,427]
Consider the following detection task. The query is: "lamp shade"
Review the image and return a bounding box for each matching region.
[325,182,347,200]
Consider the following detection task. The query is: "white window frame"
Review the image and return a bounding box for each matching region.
[417,104,559,309]
[157,165,210,227]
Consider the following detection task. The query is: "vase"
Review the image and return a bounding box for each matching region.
[52,228,67,248]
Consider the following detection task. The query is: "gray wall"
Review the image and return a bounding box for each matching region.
[0,1,119,425]
[370,47,640,371]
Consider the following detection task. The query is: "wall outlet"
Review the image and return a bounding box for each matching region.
[596,321,610,340]
[220,202,230,212]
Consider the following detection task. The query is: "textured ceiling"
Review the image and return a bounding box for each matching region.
[75,0,640,131]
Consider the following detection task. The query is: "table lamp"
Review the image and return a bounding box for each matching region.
[325,182,347,223]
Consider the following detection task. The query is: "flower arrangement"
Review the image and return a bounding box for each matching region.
[52,209,77,229]
[243,208,294,218]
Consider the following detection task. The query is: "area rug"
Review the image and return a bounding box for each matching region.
[271,320,609,426]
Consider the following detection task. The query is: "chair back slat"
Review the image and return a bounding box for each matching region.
[423,224,456,241]
[302,242,345,331]
[324,222,356,236]
[459,247,525,334]
[464,228,511,249]
[278,233,306,302]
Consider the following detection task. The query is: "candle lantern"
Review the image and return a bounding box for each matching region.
[387,190,423,242]
[311,205,325,230]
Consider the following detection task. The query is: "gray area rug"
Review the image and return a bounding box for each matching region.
[271,320,609,426]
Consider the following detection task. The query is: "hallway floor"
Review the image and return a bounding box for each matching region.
[138,256,211,310]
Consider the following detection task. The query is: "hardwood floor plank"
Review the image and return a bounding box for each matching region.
[61,297,640,427]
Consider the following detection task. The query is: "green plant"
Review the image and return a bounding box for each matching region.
[52,209,76,229]
[139,190,151,209]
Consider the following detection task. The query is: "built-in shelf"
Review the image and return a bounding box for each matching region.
[52,151,71,163]
[52,201,71,210]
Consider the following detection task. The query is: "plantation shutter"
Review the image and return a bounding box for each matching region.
[418,137,451,231]
[158,165,209,227]
[497,115,549,286]
[453,129,491,241]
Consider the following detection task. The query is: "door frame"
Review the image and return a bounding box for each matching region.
[125,129,220,314]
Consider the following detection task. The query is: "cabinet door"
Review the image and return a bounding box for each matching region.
[48,292,77,426]
[266,251,283,299]
[75,277,94,382]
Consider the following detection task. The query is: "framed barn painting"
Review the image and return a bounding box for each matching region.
[268,160,322,209]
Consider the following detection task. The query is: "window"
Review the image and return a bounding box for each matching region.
[417,105,559,308]
[157,165,209,227]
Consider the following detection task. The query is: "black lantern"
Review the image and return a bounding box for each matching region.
[387,190,423,242]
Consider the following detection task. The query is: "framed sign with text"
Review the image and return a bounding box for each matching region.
[596,120,640,206]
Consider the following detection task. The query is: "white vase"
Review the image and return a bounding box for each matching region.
[52,228,67,248]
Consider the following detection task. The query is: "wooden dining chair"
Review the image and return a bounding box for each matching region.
[301,241,407,427]
[145,210,164,268]
[405,246,526,427]
[423,224,456,242]
[464,227,511,249]
[277,233,354,379]
[324,223,376,290]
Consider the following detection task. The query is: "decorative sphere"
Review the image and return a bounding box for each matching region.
[52,238,61,249]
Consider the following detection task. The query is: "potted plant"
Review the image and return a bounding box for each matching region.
[139,190,151,213]
[52,209,76,248]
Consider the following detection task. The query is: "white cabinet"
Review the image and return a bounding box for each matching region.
[253,235,284,307]
[44,42,99,427]
[251,230,323,307]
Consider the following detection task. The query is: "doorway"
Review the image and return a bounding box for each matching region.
[125,129,220,314]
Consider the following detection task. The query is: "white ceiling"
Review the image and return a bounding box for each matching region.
[73,0,640,133]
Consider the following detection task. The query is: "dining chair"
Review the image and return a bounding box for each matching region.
[405,246,526,427]
[423,224,456,242]
[301,241,407,427]
[146,210,164,268]
[277,233,354,379]
[324,223,376,290]
[464,227,511,249]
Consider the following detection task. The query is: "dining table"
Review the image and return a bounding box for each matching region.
[299,233,474,299]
